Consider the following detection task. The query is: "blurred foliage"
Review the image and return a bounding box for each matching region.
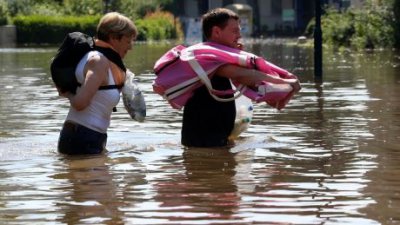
[0,0,8,25]
[110,0,175,19]
[6,0,62,16]
[0,0,181,44]
[63,0,102,16]
[136,10,183,41]
[394,0,400,48]
[13,15,100,44]
[305,0,397,50]
[351,3,395,49]
[1,0,175,21]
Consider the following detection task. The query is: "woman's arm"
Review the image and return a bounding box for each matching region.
[67,55,109,111]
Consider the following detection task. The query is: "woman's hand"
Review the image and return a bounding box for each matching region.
[57,88,74,99]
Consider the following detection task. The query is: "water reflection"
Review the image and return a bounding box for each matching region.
[0,44,399,224]
[56,156,125,224]
[54,151,147,225]
[165,148,240,219]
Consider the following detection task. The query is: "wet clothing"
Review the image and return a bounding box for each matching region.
[58,121,107,155]
[58,50,120,155]
[181,75,236,147]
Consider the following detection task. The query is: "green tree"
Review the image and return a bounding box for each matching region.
[0,0,8,25]
[108,0,173,19]
[63,0,102,15]
[394,0,400,48]
[306,0,397,49]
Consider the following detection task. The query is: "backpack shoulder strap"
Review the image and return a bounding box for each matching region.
[93,46,127,91]
[94,46,126,72]
[98,84,124,90]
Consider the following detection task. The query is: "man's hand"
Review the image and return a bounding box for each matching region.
[289,79,301,92]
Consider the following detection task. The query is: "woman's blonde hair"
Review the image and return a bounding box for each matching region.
[96,12,137,41]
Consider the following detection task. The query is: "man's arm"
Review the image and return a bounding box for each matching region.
[215,64,300,91]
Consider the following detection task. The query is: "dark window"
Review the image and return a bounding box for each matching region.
[223,0,234,6]
[272,0,282,16]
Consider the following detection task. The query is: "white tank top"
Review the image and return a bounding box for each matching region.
[66,51,120,133]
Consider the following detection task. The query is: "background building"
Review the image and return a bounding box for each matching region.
[171,0,365,40]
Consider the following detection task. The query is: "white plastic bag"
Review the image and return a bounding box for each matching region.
[228,95,253,141]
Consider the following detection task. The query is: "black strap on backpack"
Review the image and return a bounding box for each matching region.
[94,46,126,72]
[94,46,126,91]
[50,32,127,94]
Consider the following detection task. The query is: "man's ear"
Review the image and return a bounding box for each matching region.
[211,26,221,39]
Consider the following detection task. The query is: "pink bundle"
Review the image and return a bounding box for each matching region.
[153,42,298,110]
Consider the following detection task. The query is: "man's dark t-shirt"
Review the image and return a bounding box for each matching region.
[181,75,236,147]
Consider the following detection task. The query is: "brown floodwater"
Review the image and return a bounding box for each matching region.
[0,42,399,225]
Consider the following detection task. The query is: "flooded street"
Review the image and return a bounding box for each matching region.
[0,42,399,224]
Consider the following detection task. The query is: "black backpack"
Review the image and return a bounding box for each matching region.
[50,32,127,94]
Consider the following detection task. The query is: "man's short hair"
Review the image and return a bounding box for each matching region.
[202,8,239,40]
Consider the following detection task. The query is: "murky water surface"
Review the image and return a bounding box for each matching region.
[0,42,399,225]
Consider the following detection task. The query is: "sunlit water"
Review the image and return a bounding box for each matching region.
[0,42,399,225]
